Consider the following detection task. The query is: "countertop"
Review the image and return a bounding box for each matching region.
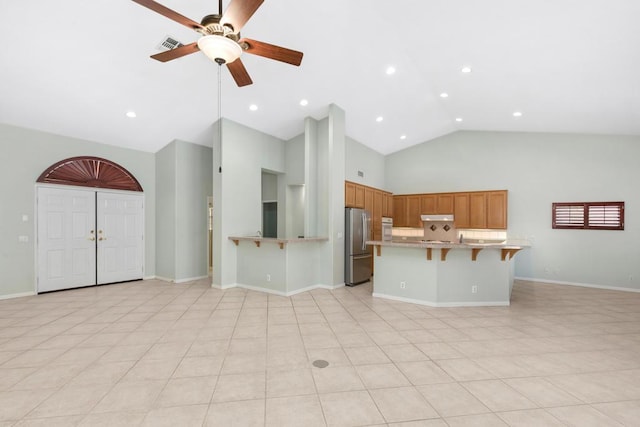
[366,240,530,249]
[228,236,329,244]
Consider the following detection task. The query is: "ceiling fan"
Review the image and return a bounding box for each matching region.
[132,0,303,87]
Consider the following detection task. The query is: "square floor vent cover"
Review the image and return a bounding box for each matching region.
[156,36,184,52]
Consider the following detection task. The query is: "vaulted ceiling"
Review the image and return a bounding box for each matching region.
[1,0,639,154]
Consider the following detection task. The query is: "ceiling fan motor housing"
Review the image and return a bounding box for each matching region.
[199,14,238,40]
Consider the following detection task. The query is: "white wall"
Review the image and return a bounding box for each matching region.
[0,123,156,298]
[385,130,640,291]
[345,136,387,190]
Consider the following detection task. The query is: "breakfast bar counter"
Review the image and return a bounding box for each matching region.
[366,240,529,307]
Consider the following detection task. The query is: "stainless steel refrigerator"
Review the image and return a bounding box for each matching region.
[345,207,373,286]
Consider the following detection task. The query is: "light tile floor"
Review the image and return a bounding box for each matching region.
[1,279,640,426]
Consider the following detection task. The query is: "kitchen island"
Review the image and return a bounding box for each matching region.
[366,240,529,307]
[227,236,329,296]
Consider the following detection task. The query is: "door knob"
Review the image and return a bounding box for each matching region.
[88,230,95,241]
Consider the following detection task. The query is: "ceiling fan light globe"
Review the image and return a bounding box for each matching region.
[197,35,242,64]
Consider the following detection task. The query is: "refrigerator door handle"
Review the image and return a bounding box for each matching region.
[361,212,367,251]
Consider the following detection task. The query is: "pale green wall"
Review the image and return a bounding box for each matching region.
[156,140,213,282]
[385,131,640,290]
[175,141,213,281]
[0,123,156,297]
[155,142,176,280]
[345,136,387,190]
[212,119,286,288]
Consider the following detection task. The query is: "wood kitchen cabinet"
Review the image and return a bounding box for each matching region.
[355,186,365,208]
[487,191,508,229]
[383,192,393,217]
[407,196,421,228]
[395,189,508,230]
[345,182,356,207]
[453,193,470,228]
[392,195,406,227]
[373,190,383,239]
[436,193,454,214]
[420,194,437,214]
[469,192,487,228]
[392,195,421,228]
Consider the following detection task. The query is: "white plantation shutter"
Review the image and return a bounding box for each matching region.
[552,202,624,230]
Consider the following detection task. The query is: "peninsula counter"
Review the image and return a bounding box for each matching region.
[366,240,530,307]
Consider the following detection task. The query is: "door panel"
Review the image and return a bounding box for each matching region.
[37,187,96,292]
[96,192,144,284]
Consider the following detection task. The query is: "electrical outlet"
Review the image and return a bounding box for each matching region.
[400,281,406,289]
[471,285,478,294]
[266,274,271,282]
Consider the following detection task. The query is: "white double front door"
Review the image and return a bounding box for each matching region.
[37,186,144,293]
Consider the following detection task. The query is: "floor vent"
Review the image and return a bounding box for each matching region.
[156,36,184,52]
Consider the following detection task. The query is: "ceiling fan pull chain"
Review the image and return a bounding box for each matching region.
[218,62,223,174]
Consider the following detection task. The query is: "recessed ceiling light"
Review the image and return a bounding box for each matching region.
[400,135,407,140]
[461,66,472,73]
[513,111,523,117]
[386,66,396,75]
[249,104,258,111]
[440,93,449,98]
[455,118,463,122]
[376,116,384,122]
[126,111,136,118]
[299,99,308,106]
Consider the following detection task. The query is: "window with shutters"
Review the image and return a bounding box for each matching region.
[552,202,624,230]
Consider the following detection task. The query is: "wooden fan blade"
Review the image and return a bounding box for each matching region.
[131,0,203,31]
[150,42,200,62]
[227,58,253,87]
[240,38,303,66]
[220,0,264,33]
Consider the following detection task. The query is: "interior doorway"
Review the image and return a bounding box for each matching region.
[262,201,277,238]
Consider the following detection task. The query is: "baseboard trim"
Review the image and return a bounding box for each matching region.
[0,291,37,300]
[174,275,209,284]
[212,282,341,296]
[515,276,640,293]
[154,276,174,283]
[372,292,510,307]
[211,282,236,290]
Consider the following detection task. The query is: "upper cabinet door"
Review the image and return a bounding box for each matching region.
[468,192,487,229]
[454,193,470,228]
[393,195,407,227]
[345,182,356,207]
[420,194,437,214]
[487,191,508,229]
[436,194,454,214]
[407,196,421,228]
[354,186,365,208]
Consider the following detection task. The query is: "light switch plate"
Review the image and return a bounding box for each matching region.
[18,235,29,243]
